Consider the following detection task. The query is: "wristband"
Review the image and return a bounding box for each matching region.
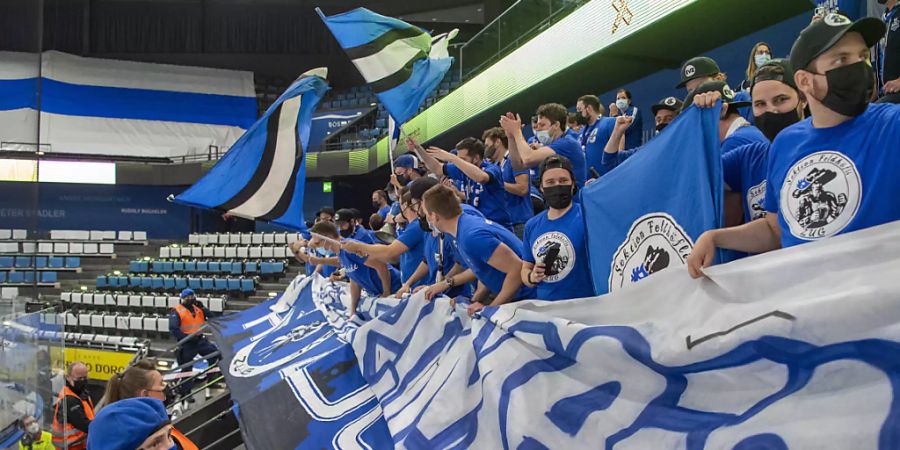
[446,276,456,288]
[527,272,536,285]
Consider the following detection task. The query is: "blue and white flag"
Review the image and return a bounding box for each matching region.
[207,274,393,449]
[317,7,455,125]
[352,221,900,449]
[173,68,329,231]
[581,103,723,295]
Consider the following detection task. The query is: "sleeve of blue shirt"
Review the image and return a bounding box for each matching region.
[764,140,781,214]
[397,222,424,251]
[522,219,537,264]
[482,163,503,190]
[444,163,465,182]
[390,202,400,216]
[722,145,742,191]
[464,226,503,266]
[169,311,186,341]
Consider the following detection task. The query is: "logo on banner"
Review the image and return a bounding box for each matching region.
[610,213,692,292]
[781,151,860,240]
[747,180,767,220]
[532,231,575,282]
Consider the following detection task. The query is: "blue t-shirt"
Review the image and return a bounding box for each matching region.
[445,161,511,227]
[722,123,767,155]
[352,225,377,244]
[548,135,587,188]
[619,105,644,150]
[377,205,392,219]
[581,117,617,176]
[397,219,427,288]
[501,156,533,225]
[523,206,594,301]
[765,103,900,248]
[723,141,770,223]
[339,245,401,297]
[423,232,471,298]
[453,213,534,301]
[565,128,581,140]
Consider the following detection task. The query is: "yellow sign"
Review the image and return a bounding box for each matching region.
[50,347,136,381]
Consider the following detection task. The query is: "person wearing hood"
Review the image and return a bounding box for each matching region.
[87,397,175,450]
[52,362,94,450]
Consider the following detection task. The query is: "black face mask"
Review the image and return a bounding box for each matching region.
[575,112,589,126]
[755,109,801,141]
[372,201,380,208]
[396,174,410,186]
[163,384,177,406]
[812,61,874,117]
[339,226,353,238]
[71,379,88,394]
[543,184,574,209]
[418,216,432,232]
[655,123,669,133]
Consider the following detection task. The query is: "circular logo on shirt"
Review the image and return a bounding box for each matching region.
[684,65,696,78]
[780,151,861,240]
[823,13,851,27]
[747,180,768,221]
[532,231,576,283]
[609,213,693,292]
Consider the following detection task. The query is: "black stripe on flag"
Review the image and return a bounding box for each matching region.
[343,26,425,60]
[369,50,427,93]
[259,120,302,221]
[217,103,283,211]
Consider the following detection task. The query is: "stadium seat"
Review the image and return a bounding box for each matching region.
[0,230,10,240]
[245,261,258,273]
[48,257,64,269]
[54,243,69,254]
[188,234,199,244]
[163,276,175,290]
[173,261,185,272]
[202,247,214,258]
[240,278,254,293]
[214,278,227,291]
[185,261,197,273]
[151,277,164,290]
[34,257,47,269]
[160,247,171,258]
[117,276,129,287]
[230,262,243,275]
[197,261,209,273]
[261,247,274,258]
[175,277,188,290]
[201,277,214,291]
[0,272,6,283]
[119,231,133,241]
[141,277,153,290]
[134,231,147,241]
[83,243,99,254]
[40,272,57,284]
[151,261,163,272]
[96,275,108,289]
[100,243,114,254]
[219,262,231,273]
[214,246,226,258]
[65,257,80,268]
[129,276,142,289]
[249,247,262,258]
[240,233,251,245]
[188,277,201,290]
[69,243,84,254]
[227,278,241,291]
[208,261,220,273]
[0,256,13,268]
[129,261,142,273]
[237,246,249,258]
[24,271,35,283]
[225,247,237,259]
[209,297,224,312]
[142,295,155,309]
[15,256,31,269]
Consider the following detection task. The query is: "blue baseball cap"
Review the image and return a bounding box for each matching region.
[394,154,418,169]
[180,288,195,298]
[87,398,170,450]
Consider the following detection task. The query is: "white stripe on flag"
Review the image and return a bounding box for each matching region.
[351,37,424,84]
[229,95,302,218]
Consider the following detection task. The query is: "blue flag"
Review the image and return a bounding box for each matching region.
[317,7,454,125]
[173,68,329,231]
[582,104,723,295]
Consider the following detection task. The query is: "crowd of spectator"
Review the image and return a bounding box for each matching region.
[284,10,899,317]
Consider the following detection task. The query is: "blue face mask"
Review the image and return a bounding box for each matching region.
[534,130,552,145]
[754,53,771,67]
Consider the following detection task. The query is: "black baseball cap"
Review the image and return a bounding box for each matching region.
[651,96,684,116]
[676,56,720,88]
[333,208,355,223]
[750,58,797,94]
[789,13,885,72]
[683,80,750,114]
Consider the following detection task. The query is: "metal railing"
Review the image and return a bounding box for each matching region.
[458,0,588,81]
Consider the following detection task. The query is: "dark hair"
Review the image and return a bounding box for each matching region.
[317,207,335,218]
[536,103,567,130]
[310,220,340,238]
[577,95,600,112]
[103,359,159,405]
[455,137,485,160]
[422,184,463,219]
[481,127,508,149]
[368,213,384,230]
[372,190,388,203]
[567,112,579,125]
[409,176,441,200]
[400,190,413,207]
[616,88,633,101]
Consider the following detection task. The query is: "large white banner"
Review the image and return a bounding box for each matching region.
[351,220,900,449]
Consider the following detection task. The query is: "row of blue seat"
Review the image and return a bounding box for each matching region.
[128,260,285,276]
[0,256,80,269]
[96,274,255,293]
[0,271,58,284]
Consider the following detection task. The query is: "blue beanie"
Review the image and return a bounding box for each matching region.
[87,398,170,450]
[180,288,195,298]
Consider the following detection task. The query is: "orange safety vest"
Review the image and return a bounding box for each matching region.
[174,303,206,335]
[171,427,199,450]
[51,386,95,450]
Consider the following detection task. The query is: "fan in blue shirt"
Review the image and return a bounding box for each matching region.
[500,103,588,188]
[372,189,392,219]
[422,184,534,316]
[522,155,595,301]
[576,94,616,178]
[308,221,400,318]
[688,14,898,277]
[609,88,644,150]
[417,137,512,228]
[483,127,532,235]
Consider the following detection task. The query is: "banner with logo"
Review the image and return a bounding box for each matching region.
[49,347,136,381]
[581,103,723,295]
[352,221,900,449]
[208,274,392,449]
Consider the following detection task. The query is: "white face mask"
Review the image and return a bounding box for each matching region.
[26,423,40,434]
[534,130,552,145]
[615,99,630,111]
[754,53,771,67]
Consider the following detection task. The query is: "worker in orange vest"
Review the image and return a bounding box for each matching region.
[168,288,219,399]
[51,362,94,450]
